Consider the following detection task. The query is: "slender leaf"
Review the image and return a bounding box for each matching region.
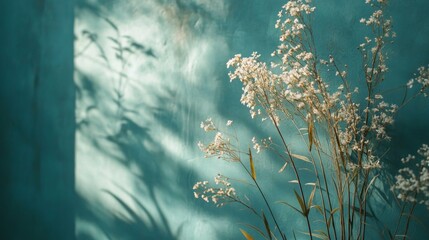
[302,231,329,240]
[311,204,324,215]
[299,167,313,172]
[331,207,340,215]
[386,229,394,239]
[279,161,288,173]
[290,153,311,163]
[242,223,268,240]
[277,201,304,216]
[328,207,339,229]
[350,205,375,218]
[373,185,392,206]
[249,148,256,180]
[240,228,254,240]
[308,117,314,151]
[262,212,273,240]
[313,230,330,240]
[327,214,333,229]
[364,174,379,197]
[307,186,317,210]
[294,190,308,216]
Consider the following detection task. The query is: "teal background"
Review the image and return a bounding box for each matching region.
[0,0,75,239]
[1,0,429,239]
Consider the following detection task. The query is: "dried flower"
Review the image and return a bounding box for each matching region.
[193,174,238,207]
[392,144,429,209]
[200,118,216,132]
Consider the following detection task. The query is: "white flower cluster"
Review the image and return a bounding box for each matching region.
[369,100,397,141]
[339,96,397,169]
[348,159,381,171]
[392,144,429,208]
[198,117,241,162]
[227,52,275,120]
[280,0,315,18]
[408,65,429,97]
[360,10,384,26]
[359,0,394,88]
[361,0,391,35]
[226,1,321,124]
[195,1,429,238]
[336,0,399,165]
[198,131,238,161]
[198,119,240,161]
[252,136,273,153]
[193,174,237,207]
[227,0,399,171]
[200,118,216,132]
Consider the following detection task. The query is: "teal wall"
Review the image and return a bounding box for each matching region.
[73,0,429,239]
[0,0,75,239]
[1,0,429,239]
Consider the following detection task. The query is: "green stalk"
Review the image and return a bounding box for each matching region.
[238,160,287,240]
[402,201,417,240]
[270,115,313,240]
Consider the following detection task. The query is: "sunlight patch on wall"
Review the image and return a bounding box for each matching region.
[73,0,254,239]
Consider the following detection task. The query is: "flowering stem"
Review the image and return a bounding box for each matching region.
[228,195,261,219]
[402,196,418,240]
[269,112,313,240]
[317,149,339,240]
[392,203,406,239]
[360,170,371,240]
[238,159,287,240]
[291,119,335,240]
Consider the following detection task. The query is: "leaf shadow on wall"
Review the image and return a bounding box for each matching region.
[73,1,256,239]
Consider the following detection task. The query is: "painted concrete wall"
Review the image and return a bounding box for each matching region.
[74,0,429,239]
[0,0,428,239]
[74,1,240,239]
[0,1,75,239]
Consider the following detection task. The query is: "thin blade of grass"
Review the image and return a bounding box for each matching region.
[249,148,256,180]
[311,204,324,215]
[308,118,314,151]
[364,174,379,197]
[277,201,304,216]
[294,190,308,216]
[328,207,339,228]
[279,161,288,173]
[240,228,254,240]
[242,223,268,240]
[262,212,273,240]
[308,186,317,210]
[302,231,329,240]
[290,153,311,163]
[350,205,375,218]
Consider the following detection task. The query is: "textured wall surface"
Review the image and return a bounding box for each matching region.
[0,0,75,239]
[1,0,429,239]
[74,0,429,239]
[74,1,240,239]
